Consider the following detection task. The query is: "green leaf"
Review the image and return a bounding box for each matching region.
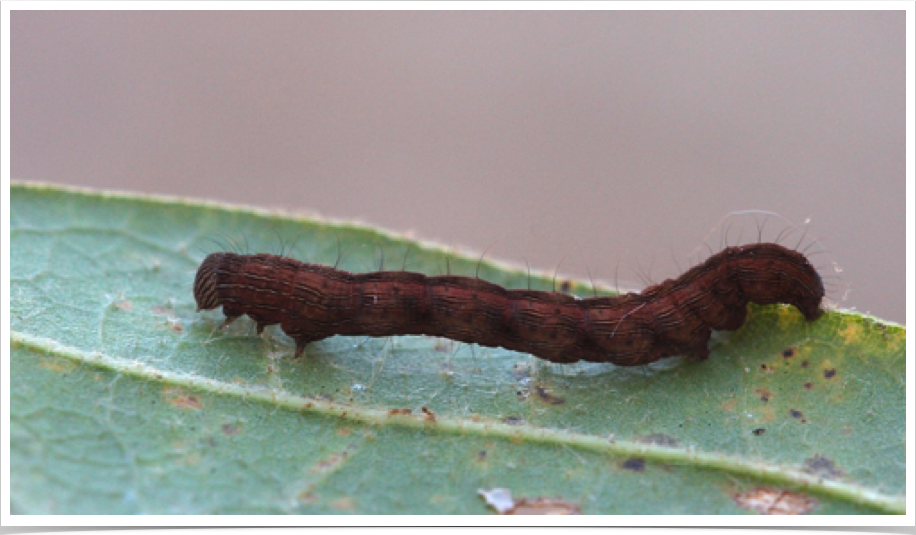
[10,182,906,515]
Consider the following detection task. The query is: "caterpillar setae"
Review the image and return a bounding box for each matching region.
[193,242,824,366]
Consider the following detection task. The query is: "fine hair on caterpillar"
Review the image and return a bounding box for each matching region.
[194,224,827,367]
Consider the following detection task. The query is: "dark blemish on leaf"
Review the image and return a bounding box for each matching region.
[760,364,770,372]
[802,454,844,480]
[782,347,795,358]
[824,368,837,379]
[504,416,524,425]
[804,382,813,390]
[387,408,412,416]
[533,384,566,405]
[733,487,818,515]
[789,409,807,423]
[754,388,773,402]
[221,423,240,436]
[801,360,810,368]
[752,428,766,436]
[621,458,646,472]
[638,434,678,447]
[422,406,437,422]
[477,450,488,462]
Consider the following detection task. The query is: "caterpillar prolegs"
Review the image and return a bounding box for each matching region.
[193,242,824,366]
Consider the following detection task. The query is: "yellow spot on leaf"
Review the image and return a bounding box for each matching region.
[38,355,78,374]
[776,306,800,328]
[839,321,863,344]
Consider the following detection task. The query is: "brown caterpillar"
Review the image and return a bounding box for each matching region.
[193,242,824,366]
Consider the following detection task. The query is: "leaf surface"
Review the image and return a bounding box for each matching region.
[10,182,906,514]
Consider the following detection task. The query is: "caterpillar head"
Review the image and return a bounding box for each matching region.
[734,243,825,321]
[193,253,225,311]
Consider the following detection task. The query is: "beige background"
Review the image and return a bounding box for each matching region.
[11,10,906,324]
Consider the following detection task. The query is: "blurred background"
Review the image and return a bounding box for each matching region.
[11,10,906,324]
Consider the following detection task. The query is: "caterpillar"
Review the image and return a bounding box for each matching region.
[193,242,824,366]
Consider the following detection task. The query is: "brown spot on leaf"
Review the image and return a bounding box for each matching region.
[782,347,795,358]
[330,497,357,511]
[801,359,810,368]
[752,428,766,436]
[433,338,453,352]
[621,458,646,472]
[336,427,351,437]
[298,491,318,504]
[310,445,358,475]
[163,387,202,410]
[789,409,806,423]
[824,368,837,379]
[802,454,844,480]
[422,406,437,422]
[803,382,813,390]
[504,416,524,425]
[221,423,240,436]
[733,487,817,515]
[533,384,566,405]
[387,408,412,416]
[478,488,581,515]
[754,388,773,402]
